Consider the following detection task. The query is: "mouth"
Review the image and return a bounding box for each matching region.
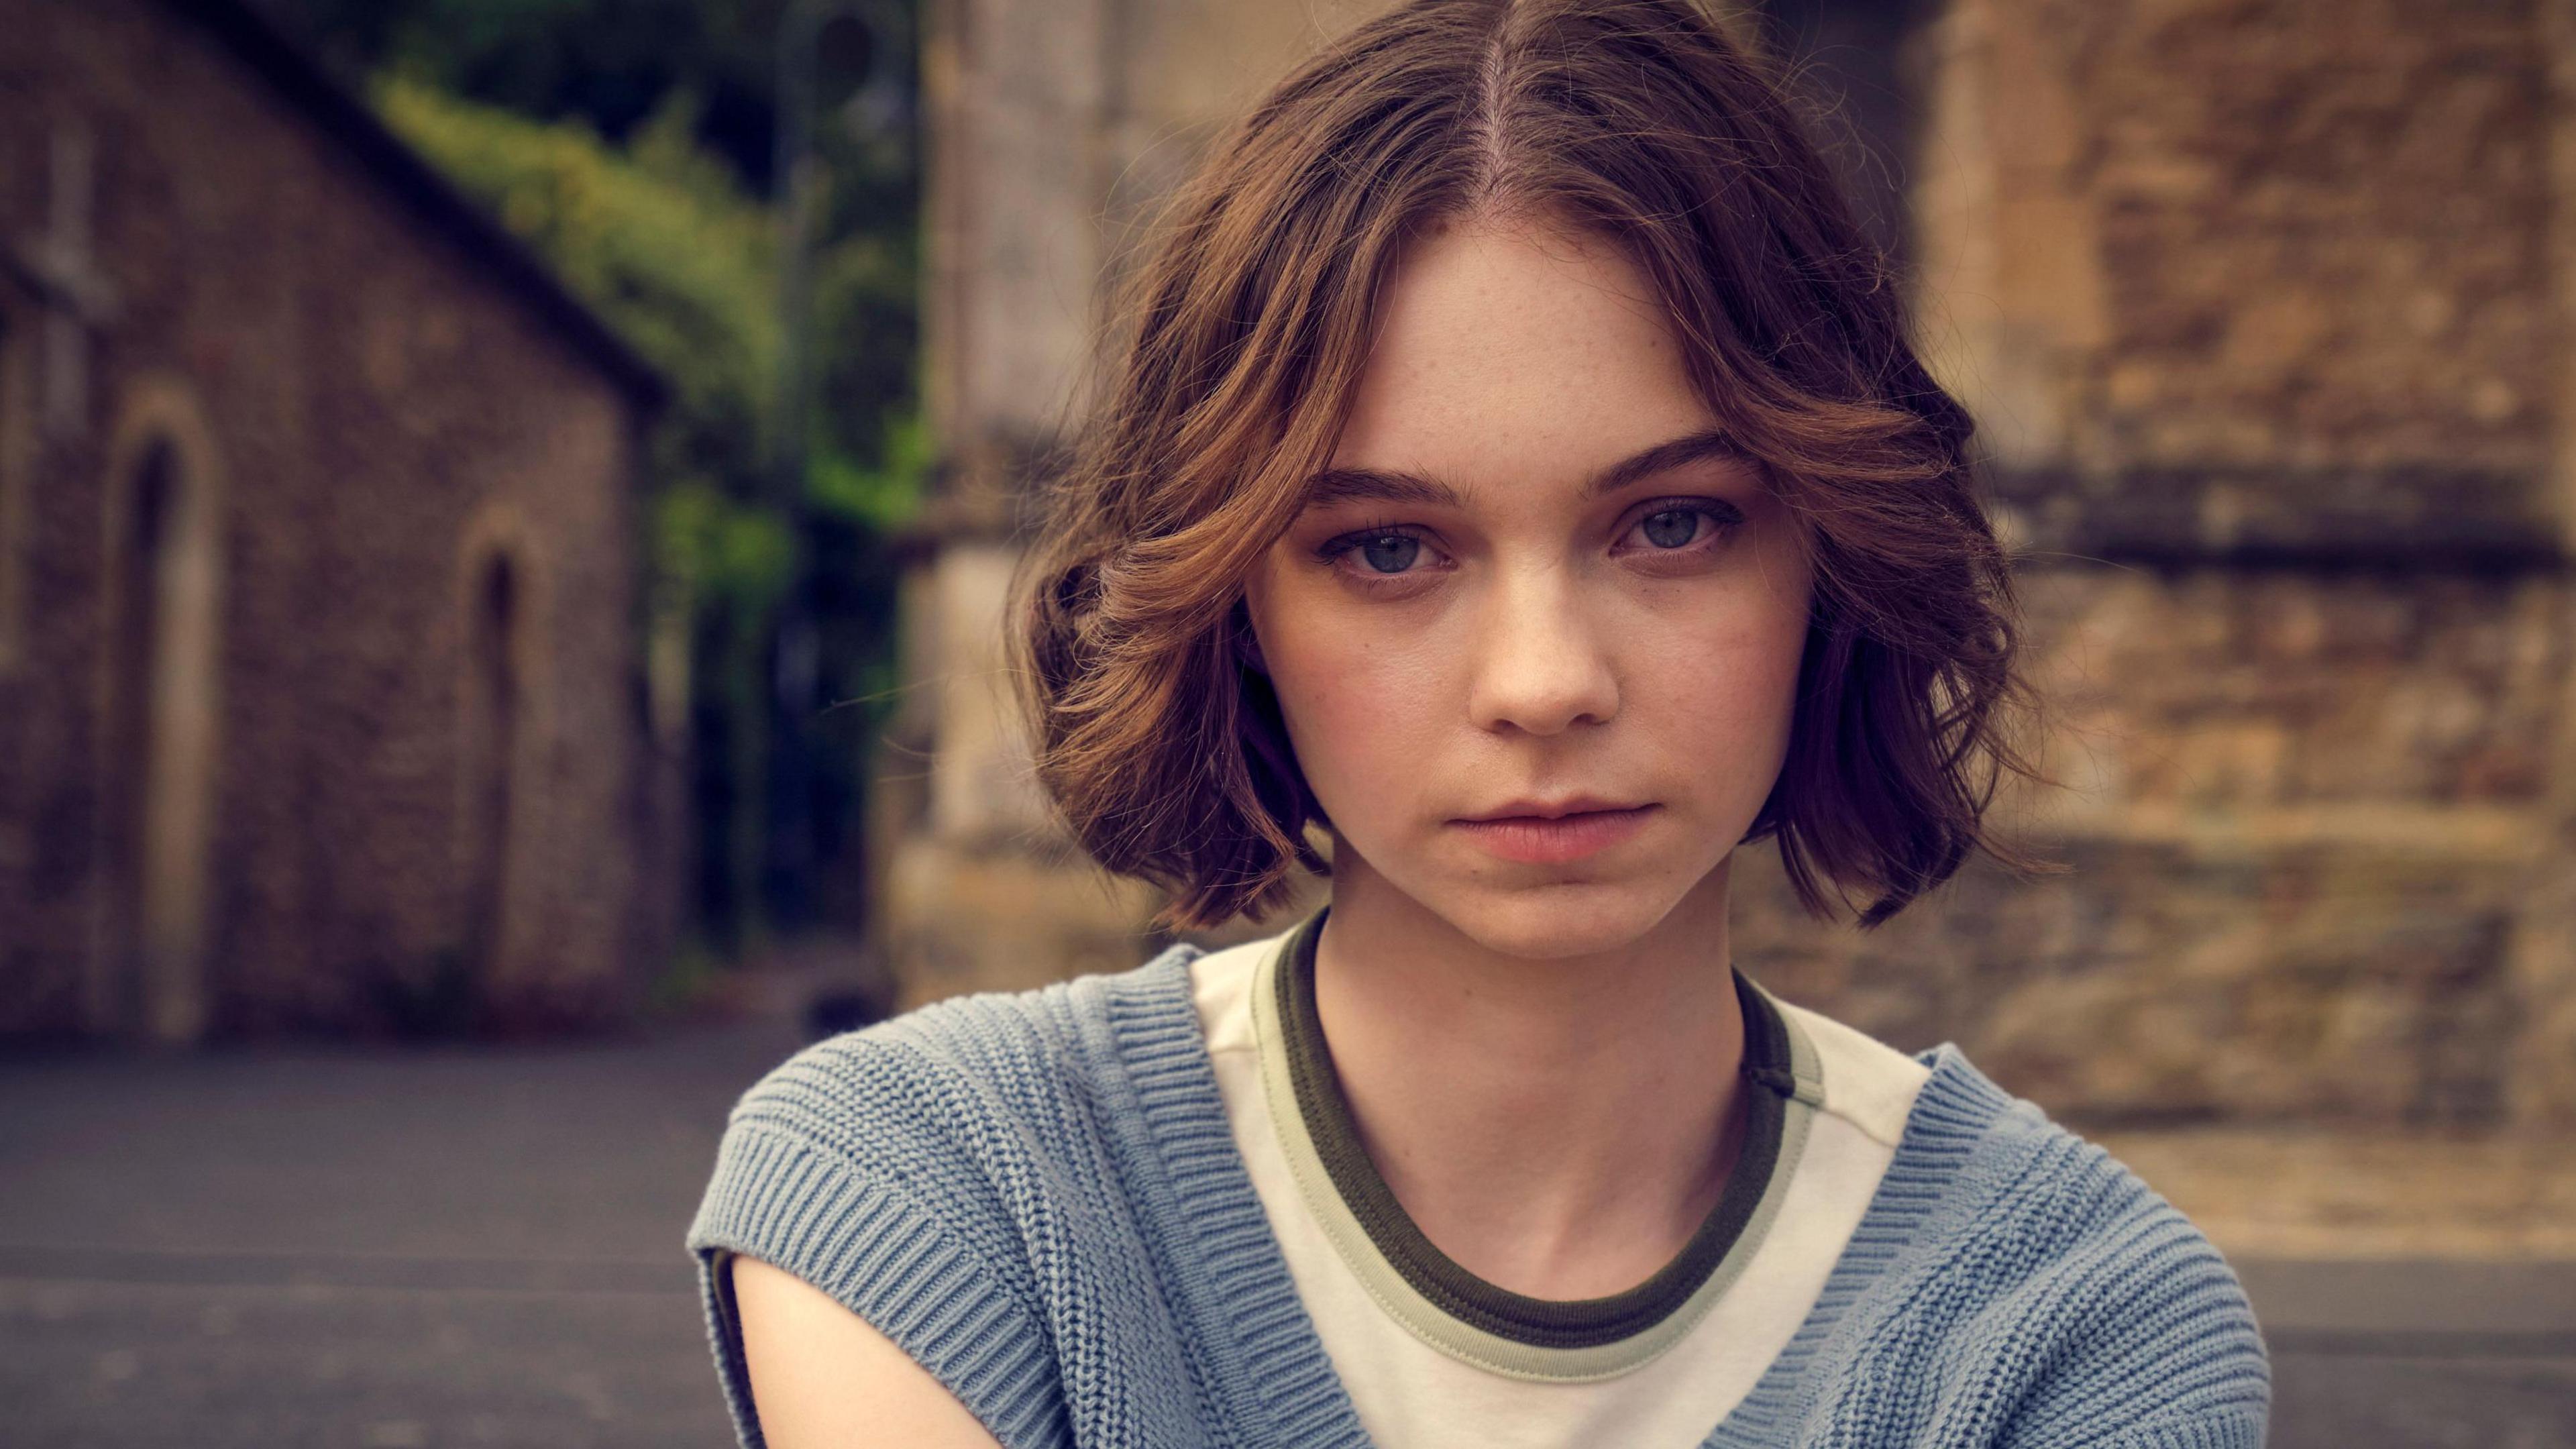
[1446,801,1658,865]
[1455,796,1646,822]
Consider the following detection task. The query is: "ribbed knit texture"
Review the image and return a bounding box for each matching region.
[686,944,2271,1449]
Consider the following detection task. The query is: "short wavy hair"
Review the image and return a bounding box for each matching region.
[1010,0,2051,933]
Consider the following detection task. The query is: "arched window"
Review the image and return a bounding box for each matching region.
[98,443,180,1032]
[97,418,221,1043]
[459,548,522,989]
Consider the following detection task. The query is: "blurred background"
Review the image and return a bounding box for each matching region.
[0,0,2569,1443]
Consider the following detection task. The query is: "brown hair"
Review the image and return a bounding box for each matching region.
[1010,0,2053,933]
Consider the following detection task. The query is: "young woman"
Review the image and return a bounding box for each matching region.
[688,2,2272,1446]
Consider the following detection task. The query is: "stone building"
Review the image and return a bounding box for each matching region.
[886,0,2576,1130]
[0,0,678,1040]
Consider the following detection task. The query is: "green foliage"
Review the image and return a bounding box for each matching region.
[376,74,928,957]
[380,77,930,547]
[811,403,932,532]
[281,0,789,173]
[654,481,797,639]
[276,0,918,237]
[378,79,779,502]
[809,217,922,495]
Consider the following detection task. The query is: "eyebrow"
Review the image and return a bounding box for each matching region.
[1295,425,1754,512]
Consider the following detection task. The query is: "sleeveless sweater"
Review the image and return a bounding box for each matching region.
[684,943,2271,1448]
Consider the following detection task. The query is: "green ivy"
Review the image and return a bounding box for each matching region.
[379,76,927,959]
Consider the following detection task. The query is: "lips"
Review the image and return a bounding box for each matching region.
[1448,802,1657,864]
[1455,796,1644,823]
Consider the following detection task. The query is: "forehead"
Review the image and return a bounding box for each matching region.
[1327,216,1720,496]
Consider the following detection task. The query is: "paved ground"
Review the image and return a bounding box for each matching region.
[2,981,2571,1448]
[0,1006,802,1448]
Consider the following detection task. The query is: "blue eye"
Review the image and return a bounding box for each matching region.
[1619,499,1743,555]
[1358,534,1421,572]
[1316,525,1438,585]
[1639,509,1701,548]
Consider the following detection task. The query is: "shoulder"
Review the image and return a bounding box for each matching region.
[688,943,1208,1287]
[684,943,1208,1449]
[713,941,1205,1190]
[686,977,1095,1318]
[1904,1046,2241,1289]
[1868,1047,2273,1446]
[725,979,1084,1161]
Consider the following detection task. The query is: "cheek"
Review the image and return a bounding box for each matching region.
[1644,635,1777,739]
[1637,572,1812,766]
[1259,608,1450,800]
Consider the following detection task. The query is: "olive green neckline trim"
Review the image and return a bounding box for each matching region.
[1270,904,1799,1354]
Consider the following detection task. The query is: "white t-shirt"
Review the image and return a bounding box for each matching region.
[1189,921,1931,1449]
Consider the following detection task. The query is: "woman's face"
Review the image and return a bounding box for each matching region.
[1240,215,1815,957]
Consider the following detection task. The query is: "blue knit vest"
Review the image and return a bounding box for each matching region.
[686,943,2271,1448]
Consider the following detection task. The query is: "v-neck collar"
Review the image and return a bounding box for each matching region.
[1075,940,2014,1448]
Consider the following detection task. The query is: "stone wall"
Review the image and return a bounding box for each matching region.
[1737,564,2570,1126]
[1890,0,2576,1126]
[0,0,676,1038]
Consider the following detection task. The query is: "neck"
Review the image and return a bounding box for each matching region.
[1306,855,1750,1300]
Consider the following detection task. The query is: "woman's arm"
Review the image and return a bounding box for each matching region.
[731,1253,1008,1449]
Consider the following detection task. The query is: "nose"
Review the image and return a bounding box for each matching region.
[1463,557,1620,736]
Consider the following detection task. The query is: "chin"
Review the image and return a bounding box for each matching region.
[1420,875,1691,961]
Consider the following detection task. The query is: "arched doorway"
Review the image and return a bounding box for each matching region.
[95,386,225,1043]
